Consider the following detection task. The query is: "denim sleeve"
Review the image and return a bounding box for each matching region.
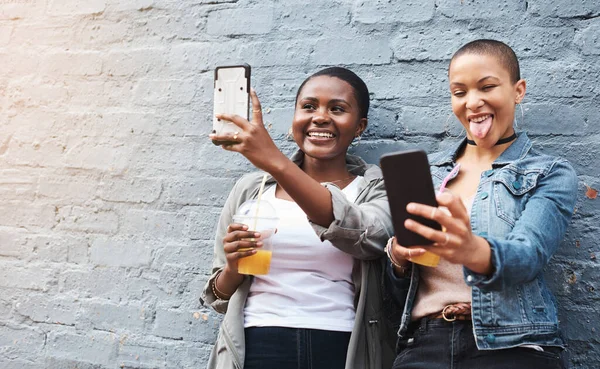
[310,178,393,260]
[464,159,578,291]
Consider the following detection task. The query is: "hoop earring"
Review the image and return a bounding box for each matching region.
[286,127,294,141]
[351,134,362,147]
[514,101,525,129]
[443,112,465,139]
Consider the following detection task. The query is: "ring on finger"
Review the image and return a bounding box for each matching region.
[407,249,412,259]
[252,109,261,113]
[441,233,450,246]
[430,207,437,219]
[233,131,239,140]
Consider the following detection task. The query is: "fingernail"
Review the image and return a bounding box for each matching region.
[256,241,263,247]
[407,203,416,211]
[254,232,261,238]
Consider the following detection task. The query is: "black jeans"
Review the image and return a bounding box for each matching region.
[392,318,567,369]
[244,326,351,369]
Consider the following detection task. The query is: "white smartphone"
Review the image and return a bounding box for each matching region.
[212,64,251,143]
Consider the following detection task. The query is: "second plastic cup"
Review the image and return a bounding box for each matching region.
[233,199,278,275]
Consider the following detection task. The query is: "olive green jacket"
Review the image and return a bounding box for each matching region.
[201,151,395,369]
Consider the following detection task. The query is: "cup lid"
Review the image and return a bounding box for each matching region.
[235,199,278,219]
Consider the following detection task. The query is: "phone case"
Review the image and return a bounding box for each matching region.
[213,64,251,135]
[380,149,441,246]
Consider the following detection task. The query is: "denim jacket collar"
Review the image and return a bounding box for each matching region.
[430,132,532,168]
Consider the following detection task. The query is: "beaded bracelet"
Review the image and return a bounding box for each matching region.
[211,272,232,301]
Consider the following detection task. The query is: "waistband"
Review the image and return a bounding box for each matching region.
[427,302,472,321]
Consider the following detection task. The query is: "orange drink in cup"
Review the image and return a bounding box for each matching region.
[233,199,278,275]
[408,248,440,267]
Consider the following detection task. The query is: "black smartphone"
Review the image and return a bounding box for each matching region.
[380,149,441,246]
[212,64,251,145]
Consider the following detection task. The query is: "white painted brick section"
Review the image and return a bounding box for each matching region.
[42,52,104,77]
[56,206,119,235]
[0,324,45,362]
[90,237,153,267]
[0,262,54,291]
[0,1,45,20]
[0,25,11,44]
[574,18,600,55]
[436,0,525,19]
[352,0,435,24]
[46,330,118,366]
[47,0,107,16]
[207,6,274,35]
[15,294,79,326]
[313,37,393,66]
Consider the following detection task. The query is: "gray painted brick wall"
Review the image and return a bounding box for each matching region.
[0,0,598,368]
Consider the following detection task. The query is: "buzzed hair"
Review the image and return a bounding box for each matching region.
[450,39,521,83]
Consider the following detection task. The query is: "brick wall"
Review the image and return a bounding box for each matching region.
[0,0,598,368]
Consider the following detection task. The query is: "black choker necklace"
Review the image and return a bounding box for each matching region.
[467,132,517,146]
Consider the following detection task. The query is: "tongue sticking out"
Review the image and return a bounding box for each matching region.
[470,116,493,139]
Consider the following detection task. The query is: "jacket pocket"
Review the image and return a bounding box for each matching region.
[492,169,541,227]
[519,278,557,324]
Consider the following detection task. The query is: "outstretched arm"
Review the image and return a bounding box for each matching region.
[209,89,335,227]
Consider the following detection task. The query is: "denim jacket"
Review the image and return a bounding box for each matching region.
[386,132,578,350]
[202,151,396,369]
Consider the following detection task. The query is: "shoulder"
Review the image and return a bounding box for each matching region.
[234,171,265,189]
[227,171,266,203]
[346,153,383,180]
[513,146,577,179]
[500,146,578,201]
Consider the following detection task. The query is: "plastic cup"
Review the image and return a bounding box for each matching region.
[408,248,440,267]
[233,199,278,275]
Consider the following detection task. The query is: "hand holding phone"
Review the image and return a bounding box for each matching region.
[380,149,442,267]
[212,64,251,145]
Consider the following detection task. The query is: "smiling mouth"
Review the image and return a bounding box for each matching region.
[469,114,492,124]
[307,132,335,138]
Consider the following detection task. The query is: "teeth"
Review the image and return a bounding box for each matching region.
[470,115,491,123]
[308,132,334,138]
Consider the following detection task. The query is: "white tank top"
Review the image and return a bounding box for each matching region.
[243,177,362,332]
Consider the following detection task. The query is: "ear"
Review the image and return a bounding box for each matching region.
[514,79,526,104]
[355,118,368,137]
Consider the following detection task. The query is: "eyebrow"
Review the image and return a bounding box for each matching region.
[450,76,500,87]
[299,97,351,105]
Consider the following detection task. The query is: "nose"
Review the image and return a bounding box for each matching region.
[465,91,483,111]
[311,107,330,124]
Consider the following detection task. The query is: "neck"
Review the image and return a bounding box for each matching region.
[461,140,509,164]
[301,154,351,183]
[466,132,517,147]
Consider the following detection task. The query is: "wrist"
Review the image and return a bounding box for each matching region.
[385,242,411,277]
[218,266,244,291]
[222,266,244,284]
[265,152,291,175]
[212,272,232,300]
[466,236,493,276]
